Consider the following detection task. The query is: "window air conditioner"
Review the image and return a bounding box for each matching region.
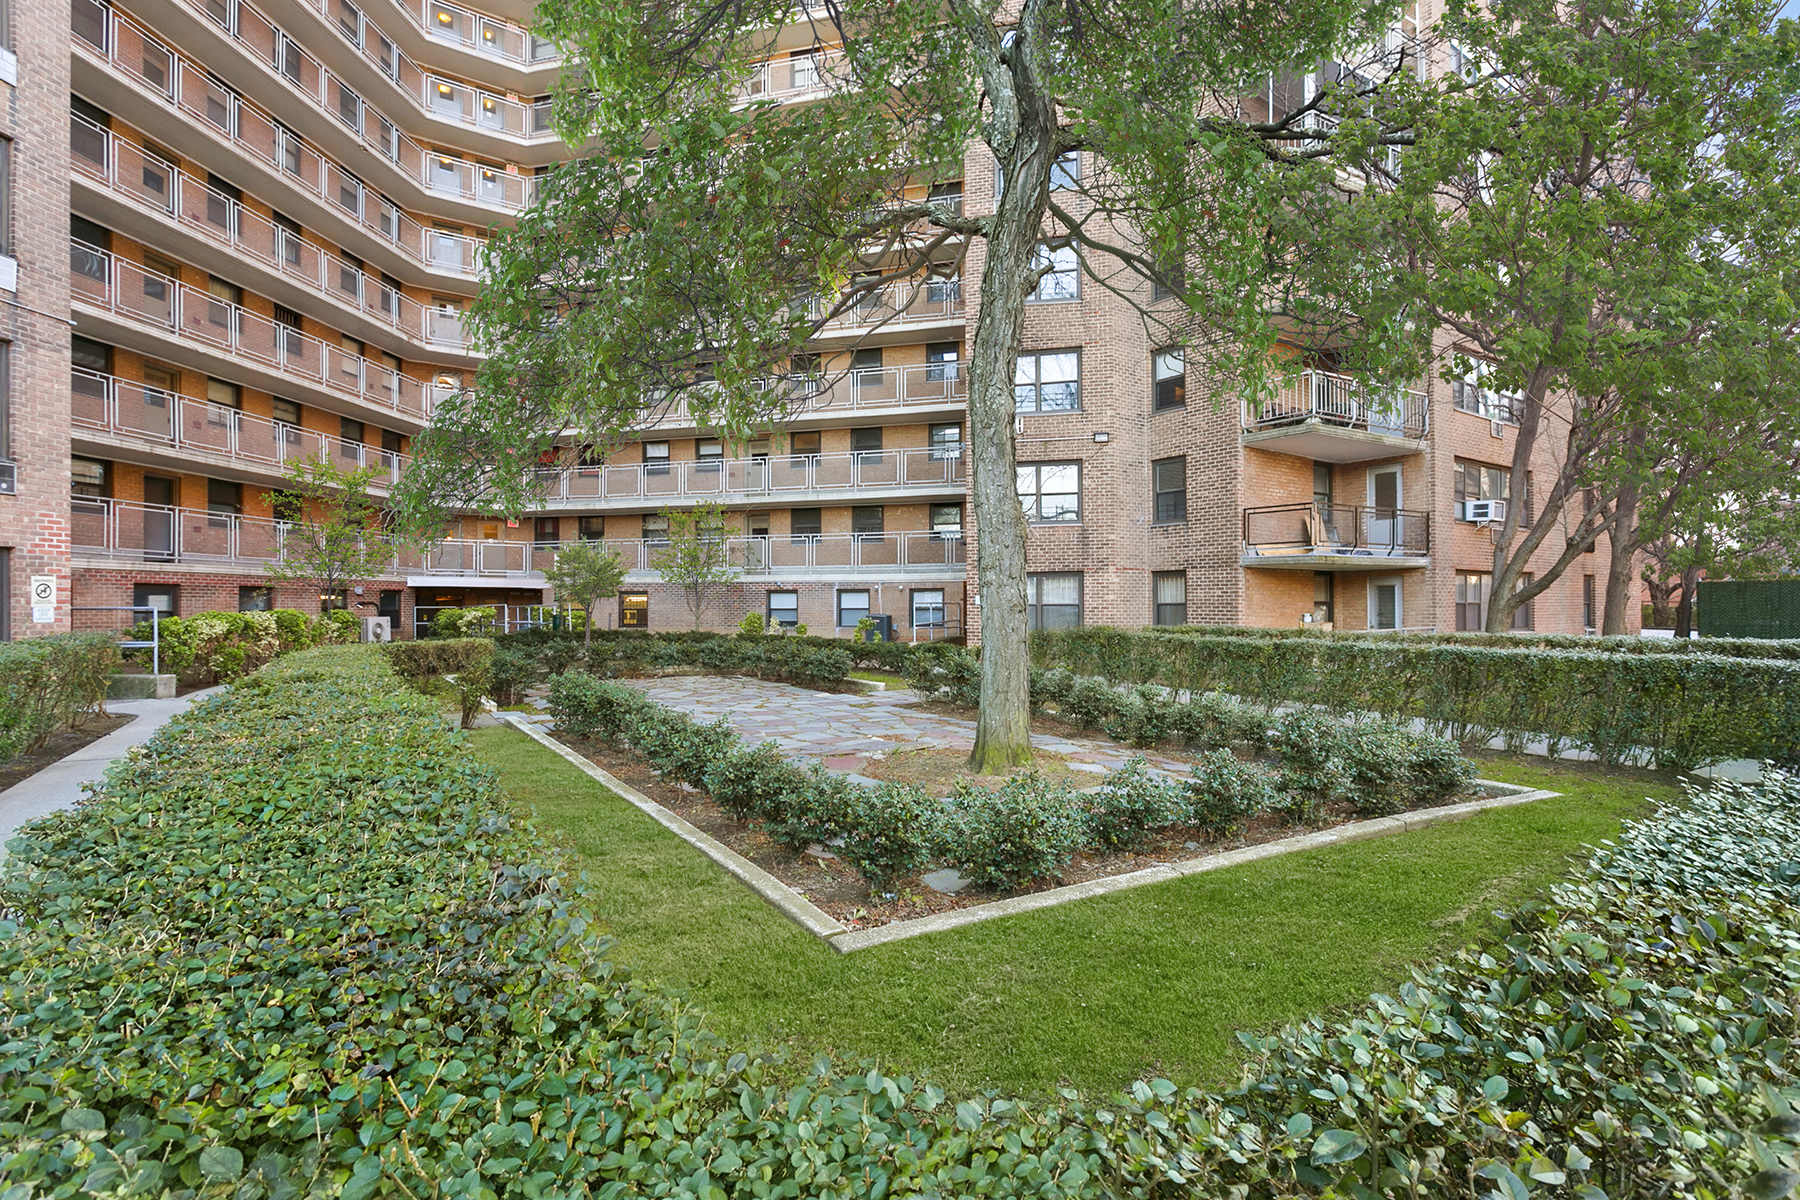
[1463,499,1505,523]
[934,525,963,539]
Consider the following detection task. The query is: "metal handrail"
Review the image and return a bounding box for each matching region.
[1242,502,1431,557]
[71,604,162,675]
[531,444,966,503]
[1245,370,1428,440]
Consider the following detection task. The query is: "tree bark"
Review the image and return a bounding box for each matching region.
[1600,479,1641,635]
[1674,560,1703,637]
[962,0,1057,773]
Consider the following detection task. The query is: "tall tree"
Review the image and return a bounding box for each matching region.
[1320,0,1797,630]
[653,504,740,629]
[542,540,629,650]
[394,0,1415,769]
[265,454,398,613]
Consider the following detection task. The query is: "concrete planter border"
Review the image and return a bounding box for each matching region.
[499,715,1559,954]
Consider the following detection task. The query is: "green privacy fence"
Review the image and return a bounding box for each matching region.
[1698,579,1800,640]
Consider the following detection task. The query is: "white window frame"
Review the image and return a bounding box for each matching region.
[1018,461,1081,523]
[1028,244,1079,302]
[1368,576,1403,630]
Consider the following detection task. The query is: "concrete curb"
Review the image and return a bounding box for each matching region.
[497,714,849,939]
[496,713,1560,955]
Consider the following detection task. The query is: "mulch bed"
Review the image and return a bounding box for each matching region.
[552,730,1498,932]
[0,713,135,795]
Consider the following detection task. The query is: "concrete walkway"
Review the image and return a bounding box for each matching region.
[0,687,224,855]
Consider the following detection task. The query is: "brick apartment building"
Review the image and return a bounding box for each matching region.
[0,0,1631,642]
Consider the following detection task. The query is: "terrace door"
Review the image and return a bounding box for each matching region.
[143,475,175,562]
[1367,465,1400,553]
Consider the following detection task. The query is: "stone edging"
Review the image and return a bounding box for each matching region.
[498,714,1559,954]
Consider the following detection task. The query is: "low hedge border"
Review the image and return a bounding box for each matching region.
[2,646,1795,1199]
[0,633,119,764]
[1150,623,1800,660]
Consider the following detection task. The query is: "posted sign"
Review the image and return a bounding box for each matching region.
[29,575,55,625]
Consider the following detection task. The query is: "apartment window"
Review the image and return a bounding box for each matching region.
[837,589,869,628]
[1452,460,1510,517]
[577,516,605,541]
[206,276,241,332]
[1583,574,1596,630]
[852,505,884,541]
[1152,457,1186,523]
[695,437,723,472]
[642,513,669,544]
[1014,351,1079,413]
[533,517,560,545]
[0,342,8,463]
[925,341,960,382]
[912,588,946,629]
[767,590,799,628]
[1028,244,1079,302]
[925,272,962,306]
[340,417,365,447]
[71,100,110,169]
[1450,360,1519,422]
[789,430,821,462]
[1455,571,1489,631]
[930,503,963,537]
[71,456,109,497]
[850,346,883,375]
[1018,462,1080,523]
[204,380,240,431]
[1151,253,1186,302]
[0,136,11,259]
[619,592,649,627]
[204,173,239,234]
[238,586,273,612]
[1512,573,1534,631]
[850,428,883,465]
[1153,349,1185,410]
[272,304,304,360]
[642,441,670,475]
[133,584,178,616]
[929,422,962,460]
[207,478,241,515]
[1027,572,1082,630]
[790,507,822,541]
[1369,577,1402,630]
[1313,572,1335,624]
[1050,149,1080,190]
[71,216,109,282]
[1152,572,1186,626]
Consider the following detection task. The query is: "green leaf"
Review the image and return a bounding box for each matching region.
[1747,1169,1800,1200]
[1311,1129,1368,1165]
[198,1147,244,1182]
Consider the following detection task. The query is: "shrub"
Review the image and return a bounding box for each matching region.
[546,668,641,740]
[1029,665,1075,711]
[430,604,496,638]
[835,783,940,891]
[940,771,1089,889]
[763,764,861,851]
[1059,676,1119,729]
[0,633,119,763]
[739,611,766,636]
[1268,709,1355,823]
[1408,735,1480,806]
[1101,684,1180,746]
[701,741,804,822]
[1340,722,1417,816]
[630,708,738,785]
[383,637,494,728]
[904,641,980,705]
[1185,748,1279,838]
[319,607,360,643]
[1083,756,1187,850]
[489,646,540,705]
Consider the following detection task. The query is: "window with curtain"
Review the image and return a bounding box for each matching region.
[1027,573,1082,629]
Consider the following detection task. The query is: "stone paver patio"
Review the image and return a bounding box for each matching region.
[517,676,1194,778]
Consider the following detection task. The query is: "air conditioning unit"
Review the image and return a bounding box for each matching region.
[1463,499,1506,524]
[360,616,392,643]
[933,525,963,539]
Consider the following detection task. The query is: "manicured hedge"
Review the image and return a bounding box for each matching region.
[1028,628,1800,769]
[127,607,358,685]
[490,627,861,692]
[0,633,119,763]
[384,636,496,728]
[2,647,1797,1198]
[1154,623,1800,660]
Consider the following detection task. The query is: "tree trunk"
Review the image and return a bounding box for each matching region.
[1645,572,1678,629]
[1600,480,1640,635]
[964,4,1057,773]
[583,602,592,652]
[1674,561,1702,637]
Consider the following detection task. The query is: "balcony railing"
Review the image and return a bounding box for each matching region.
[1242,503,1430,558]
[533,446,965,503]
[72,0,539,223]
[72,369,409,484]
[70,499,969,579]
[72,240,439,420]
[646,363,968,427]
[390,0,560,65]
[815,279,963,329]
[735,47,851,105]
[73,119,473,353]
[1246,370,1428,440]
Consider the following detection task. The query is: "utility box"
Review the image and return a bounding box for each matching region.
[862,614,894,643]
[360,616,393,644]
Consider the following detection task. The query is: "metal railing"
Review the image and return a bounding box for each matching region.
[642,363,968,427]
[1242,503,1430,558]
[1246,370,1428,440]
[71,240,444,420]
[388,0,560,65]
[736,47,851,105]
[70,605,164,675]
[176,0,560,143]
[73,119,473,353]
[73,369,409,484]
[532,445,966,503]
[72,0,539,222]
[814,279,963,329]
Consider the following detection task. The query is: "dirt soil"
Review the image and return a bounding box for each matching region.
[857,746,1099,792]
[0,713,135,795]
[554,731,1495,932]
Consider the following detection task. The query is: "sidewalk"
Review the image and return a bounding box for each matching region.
[0,687,223,857]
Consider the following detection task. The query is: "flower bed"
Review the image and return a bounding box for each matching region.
[546,670,1484,919]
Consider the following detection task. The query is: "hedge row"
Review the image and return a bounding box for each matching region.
[127,607,360,685]
[2,647,1796,1198]
[487,628,867,702]
[1154,623,1800,660]
[0,633,118,764]
[549,671,1476,887]
[1026,628,1800,769]
[384,637,496,728]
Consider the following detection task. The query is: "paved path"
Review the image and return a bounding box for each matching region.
[515,676,1194,777]
[0,688,224,856]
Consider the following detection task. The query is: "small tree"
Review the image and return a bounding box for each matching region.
[543,540,629,651]
[652,504,739,630]
[265,454,397,614]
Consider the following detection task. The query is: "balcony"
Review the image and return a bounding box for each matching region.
[735,47,850,106]
[72,369,408,485]
[72,0,539,223]
[305,0,558,77]
[532,446,966,508]
[1241,370,1427,462]
[73,119,473,355]
[647,363,967,428]
[1241,503,1429,569]
[814,279,964,333]
[72,240,440,421]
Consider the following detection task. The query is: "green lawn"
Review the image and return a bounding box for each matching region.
[471,727,1678,1098]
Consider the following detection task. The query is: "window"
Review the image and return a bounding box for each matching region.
[790,507,822,540]
[1452,460,1510,517]
[272,397,301,426]
[641,513,669,544]
[238,586,273,612]
[1455,571,1489,631]
[642,441,669,475]
[340,416,365,445]
[0,136,11,260]
[852,505,884,540]
[1151,253,1186,302]
[929,422,962,459]
[533,517,560,545]
[1014,351,1080,413]
[1314,461,1334,509]
[850,427,883,457]
[1450,360,1519,422]
[578,516,605,540]
[619,592,649,627]
[1050,149,1080,190]
[906,589,943,630]
[789,430,821,462]
[133,584,178,616]
[1313,572,1335,625]
[273,304,303,359]
[1152,457,1186,523]
[206,275,241,331]
[1152,349,1185,410]
[1152,572,1186,626]
[1369,577,1402,630]
[925,272,961,306]
[1028,244,1079,301]
[1583,574,1595,630]
[930,503,963,537]
[1018,462,1080,522]
[1511,572,1534,631]
[1027,572,1082,630]
[837,589,869,628]
[206,478,241,527]
[71,456,109,497]
[0,342,8,464]
[925,341,960,382]
[695,437,723,472]
[767,590,799,628]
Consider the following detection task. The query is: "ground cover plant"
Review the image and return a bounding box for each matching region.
[5,646,1795,1199]
[547,670,1480,902]
[0,633,118,765]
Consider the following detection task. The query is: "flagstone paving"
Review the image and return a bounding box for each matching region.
[516,675,1194,779]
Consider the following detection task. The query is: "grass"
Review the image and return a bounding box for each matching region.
[471,726,1678,1098]
[848,669,911,688]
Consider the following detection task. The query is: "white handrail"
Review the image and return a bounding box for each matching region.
[532,445,966,502]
